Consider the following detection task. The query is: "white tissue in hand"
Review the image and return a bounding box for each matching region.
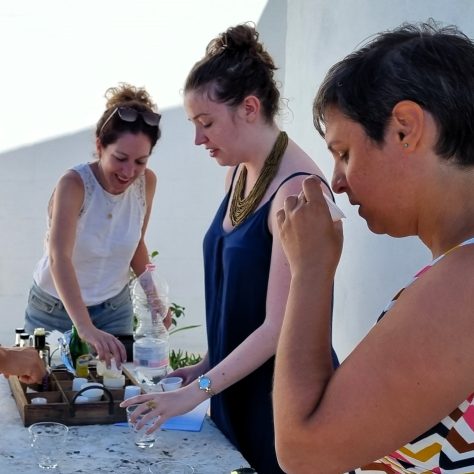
[324,194,345,221]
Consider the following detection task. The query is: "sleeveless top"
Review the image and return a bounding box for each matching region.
[359,237,474,473]
[34,163,146,305]
[203,169,339,474]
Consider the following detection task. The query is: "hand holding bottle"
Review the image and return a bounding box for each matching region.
[77,324,127,366]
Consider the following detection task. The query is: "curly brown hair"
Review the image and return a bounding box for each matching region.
[96,83,161,149]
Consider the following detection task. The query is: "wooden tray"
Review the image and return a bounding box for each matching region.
[8,365,141,427]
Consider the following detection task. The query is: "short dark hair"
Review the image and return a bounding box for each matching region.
[313,20,474,167]
[184,23,280,123]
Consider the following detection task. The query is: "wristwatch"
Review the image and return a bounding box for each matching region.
[198,375,215,397]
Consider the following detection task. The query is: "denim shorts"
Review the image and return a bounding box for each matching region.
[24,282,134,335]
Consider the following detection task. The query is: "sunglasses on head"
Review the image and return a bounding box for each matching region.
[99,106,161,136]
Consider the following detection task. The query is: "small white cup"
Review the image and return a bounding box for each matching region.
[31,397,47,405]
[74,395,89,404]
[72,377,88,391]
[124,385,141,400]
[103,375,126,389]
[159,376,183,392]
[80,382,104,401]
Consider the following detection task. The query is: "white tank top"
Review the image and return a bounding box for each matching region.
[34,163,146,305]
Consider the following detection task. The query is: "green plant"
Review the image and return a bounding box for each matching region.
[169,348,202,370]
[167,303,203,369]
[168,303,200,335]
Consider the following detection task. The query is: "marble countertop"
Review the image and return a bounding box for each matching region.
[0,376,249,473]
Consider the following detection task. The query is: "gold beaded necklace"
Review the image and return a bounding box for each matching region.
[229,131,288,227]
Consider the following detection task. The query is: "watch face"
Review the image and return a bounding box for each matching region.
[199,376,211,390]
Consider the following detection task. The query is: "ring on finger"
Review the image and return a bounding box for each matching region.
[146,400,157,410]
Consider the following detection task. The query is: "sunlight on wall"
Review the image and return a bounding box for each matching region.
[0,0,267,153]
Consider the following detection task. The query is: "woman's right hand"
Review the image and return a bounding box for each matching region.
[78,325,127,366]
[277,176,343,275]
[0,347,47,384]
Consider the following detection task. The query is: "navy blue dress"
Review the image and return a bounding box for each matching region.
[203,170,339,473]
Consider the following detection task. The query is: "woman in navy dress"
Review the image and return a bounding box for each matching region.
[122,23,339,473]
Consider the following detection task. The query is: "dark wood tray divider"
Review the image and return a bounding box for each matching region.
[8,366,140,426]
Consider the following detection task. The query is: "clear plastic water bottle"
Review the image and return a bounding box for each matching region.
[132,264,170,383]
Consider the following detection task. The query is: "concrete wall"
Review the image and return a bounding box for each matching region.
[0,1,286,353]
[281,0,474,358]
[2,0,472,361]
[0,107,229,352]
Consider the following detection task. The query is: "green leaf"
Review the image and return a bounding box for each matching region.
[169,324,201,336]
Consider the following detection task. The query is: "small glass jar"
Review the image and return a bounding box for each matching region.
[15,328,25,347]
[19,333,31,348]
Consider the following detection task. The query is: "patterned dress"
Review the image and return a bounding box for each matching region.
[358,237,474,473]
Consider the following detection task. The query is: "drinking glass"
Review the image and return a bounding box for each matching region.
[29,422,69,469]
[149,460,195,473]
[126,404,156,448]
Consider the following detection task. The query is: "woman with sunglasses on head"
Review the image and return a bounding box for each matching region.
[24,83,162,366]
[273,21,474,473]
[121,23,339,474]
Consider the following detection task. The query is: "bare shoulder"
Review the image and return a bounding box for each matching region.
[49,170,84,217]
[144,168,157,188]
[374,242,474,382]
[272,138,329,205]
[411,243,474,324]
[55,169,85,197]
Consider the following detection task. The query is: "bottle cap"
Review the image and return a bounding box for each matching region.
[15,328,25,334]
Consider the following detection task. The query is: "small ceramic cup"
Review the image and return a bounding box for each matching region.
[31,397,47,405]
[124,385,141,400]
[159,377,183,392]
[79,382,104,401]
[103,374,126,389]
[72,377,88,391]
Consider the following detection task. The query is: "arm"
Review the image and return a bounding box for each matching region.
[274,177,474,473]
[48,172,126,364]
[128,170,173,327]
[130,169,156,277]
[0,347,46,384]
[121,174,309,428]
[168,353,210,386]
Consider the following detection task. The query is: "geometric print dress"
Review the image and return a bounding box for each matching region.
[358,237,474,474]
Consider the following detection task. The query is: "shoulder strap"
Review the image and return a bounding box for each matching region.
[269,172,334,202]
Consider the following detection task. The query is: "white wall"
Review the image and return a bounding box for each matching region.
[0,1,271,351]
[281,0,474,358]
[2,0,472,361]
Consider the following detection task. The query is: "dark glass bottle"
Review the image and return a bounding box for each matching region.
[68,326,90,376]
